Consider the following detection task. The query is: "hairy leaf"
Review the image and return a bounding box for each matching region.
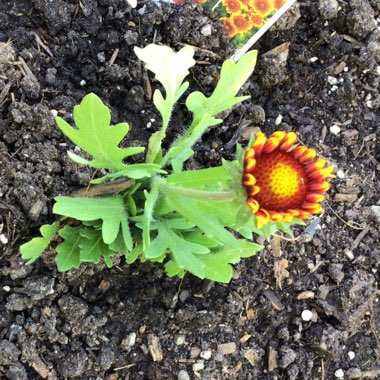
[186,50,257,126]
[56,93,144,171]
[167,166,230,189]
[56,225,82,271]
[165,259,185,278]
[164,192,242,249]
[53,196,132,248]
[134,44,195,163]
[80,228,116,268]
[142,183,160,248]
[20,222,59,264]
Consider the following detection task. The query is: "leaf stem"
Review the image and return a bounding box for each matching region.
[156,177,235,201]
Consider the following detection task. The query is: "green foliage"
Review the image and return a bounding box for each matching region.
[20,44,303,284]
[55,225,82,271]
[20,222,59,264]
[53,196,132,248]
[56,93,144,171]
[162,51,257,171]
[134,44,196,163]
[186,50,257,127]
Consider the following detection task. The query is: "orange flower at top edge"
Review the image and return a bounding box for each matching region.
[273,0,285,10]
[251,0,274,17]
[242,131,335,228]
[222,0,243,13]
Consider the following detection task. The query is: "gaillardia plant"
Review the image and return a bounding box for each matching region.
[20,44,334,283]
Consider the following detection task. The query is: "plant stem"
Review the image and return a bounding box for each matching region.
[156,178,235,201]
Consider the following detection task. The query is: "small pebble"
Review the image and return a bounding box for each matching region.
[127,0,137,8]
[319,0,339,20]
[51,109,58,117]
[80,79,86,86]
[334,368,344,378]
[217,342,236,355]
[301,310,313,322]
[344,249,354,261]
[309,56,318,63]
[370,205,380,224]
[0,234,8,244]
[250,105,266,124]
[275,114,283,125]
[179,290,190,303]
[336,170,344,178]
[327,76,338,85]
[330,125,341,135]
[137,4,146,15]
[174,335,186,346]
[177,370,190,380]
[200,350,212,360]
[126,332,136,347]
[348,351,355,360]
[97,52,106,63]
[192,360,204,372]
[190,347,201,359]
[3,286,11,292]
[201,24,212,36]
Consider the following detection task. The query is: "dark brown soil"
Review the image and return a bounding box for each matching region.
[0,0,379,379]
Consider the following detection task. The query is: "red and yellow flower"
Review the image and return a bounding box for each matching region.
[242,131,334,228]
[251,0,274,17]
[223,18,238,37]
[222,0,244,13]
[250,14,264,27]
[231,14,251,33]
[273,0,285,10]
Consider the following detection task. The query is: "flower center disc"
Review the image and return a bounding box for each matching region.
[252,150,308,211]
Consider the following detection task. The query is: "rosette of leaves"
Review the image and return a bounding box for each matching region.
[20,44,298,283]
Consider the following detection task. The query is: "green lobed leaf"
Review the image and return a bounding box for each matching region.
[109,228,130,254]
[79,228,116,266]
[164,192,242,249]
[186,50,257,127]
[134,44,196,163]
[20,222,59,264]
[134,44,195,109]
[56,225,82,271]
[126,244,143,264]
[261,221,279,240]
[165,259,185,278]
[56,93,144,171]
[199,251,237,283]
[53,196,132,249]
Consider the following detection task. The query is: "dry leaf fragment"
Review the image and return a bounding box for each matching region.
[271,235,282,258]
[147,334,163,362]
[297,291,315,300]
[268,347,278,372]
[244,349,260,366]
[274,258,289,289]
[240,334,252,343]
[246,308,256,320]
